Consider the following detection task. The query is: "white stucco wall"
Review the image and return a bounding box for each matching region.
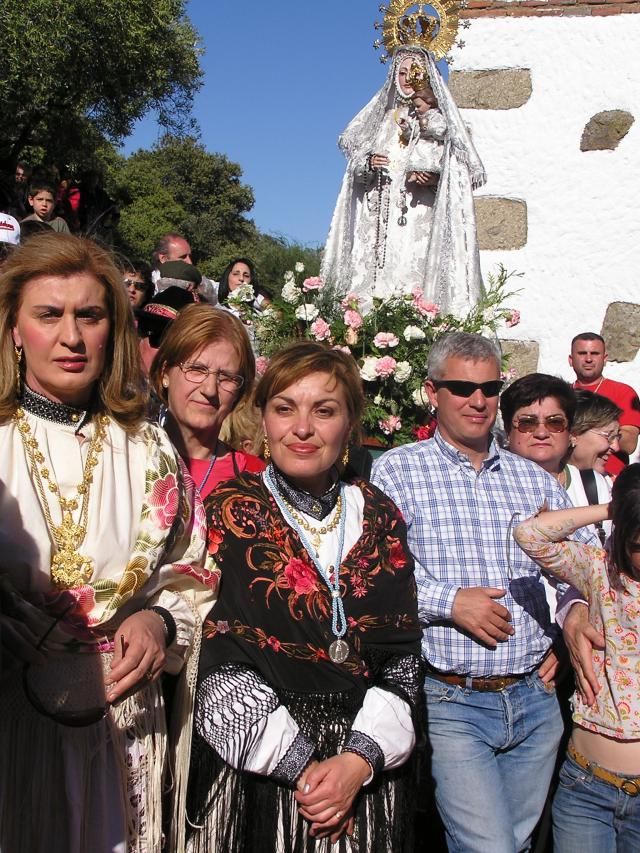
[451,13,640,389]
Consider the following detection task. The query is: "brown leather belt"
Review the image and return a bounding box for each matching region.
[426,668,527,692]
[568,742,640,797]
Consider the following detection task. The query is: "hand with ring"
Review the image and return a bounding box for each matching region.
[105,610,168,704]
[295,753,370,840]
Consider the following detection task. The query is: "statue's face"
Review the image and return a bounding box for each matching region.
[397,58,416,95]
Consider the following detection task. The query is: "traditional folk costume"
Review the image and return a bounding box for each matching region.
[0,386,217,853]
[186,467,423,852]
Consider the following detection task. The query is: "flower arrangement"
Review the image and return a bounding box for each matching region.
[252,265,521,446]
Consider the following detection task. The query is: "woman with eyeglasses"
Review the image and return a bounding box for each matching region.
[0,233,215,853]
[149,304,265,500]
[569,391,622,480]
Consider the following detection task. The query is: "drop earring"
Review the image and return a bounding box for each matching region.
[341,446,349,467]
[14,346,22,396]
[263,437,271,462]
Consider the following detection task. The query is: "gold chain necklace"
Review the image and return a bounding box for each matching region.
[281,492,344,553]
[15,407,109,589]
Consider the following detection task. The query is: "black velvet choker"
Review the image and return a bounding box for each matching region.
[20,385,91,430]
[268,463,341,521]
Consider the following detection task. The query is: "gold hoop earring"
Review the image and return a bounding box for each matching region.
[263,437,271,462]
[14,346,22,396]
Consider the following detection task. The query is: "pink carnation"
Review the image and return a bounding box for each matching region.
[411,286,440,319]
[501,367,517,382]
[379,415,402,435]
[302,276,324,292]
[255,356,270,376]
[341,292,361,310]
[373,332,399,349]
[375,356,398,377]
[333,344,352,354]
[505,309,521,328]
[344,309,363,330]
[310,317,331,341]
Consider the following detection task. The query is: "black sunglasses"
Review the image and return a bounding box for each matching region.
[432,379,504,398]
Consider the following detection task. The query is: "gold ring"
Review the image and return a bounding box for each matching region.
[144,670,154,681]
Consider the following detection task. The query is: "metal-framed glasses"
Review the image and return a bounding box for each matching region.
[123,278,146,292]
[179,362,244,392]
[589,428,622,444]
[512,415,569,434]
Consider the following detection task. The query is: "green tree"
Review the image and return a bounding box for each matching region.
[108,135,258,264]
[0,0,202,170]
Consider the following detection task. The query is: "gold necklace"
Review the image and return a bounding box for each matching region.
[282,493,344,553]
[15,407,109,590]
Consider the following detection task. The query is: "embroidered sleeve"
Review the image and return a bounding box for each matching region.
[195,663,315,784]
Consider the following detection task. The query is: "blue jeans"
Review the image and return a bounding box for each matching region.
[424,672,563,853]
[552,753,640,853]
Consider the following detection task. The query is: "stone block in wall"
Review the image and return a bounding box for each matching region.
[449,69,532,110]
[475,197,528,250]
[580,111,634,151]
[601,302,640,362]
[500,340,540,378]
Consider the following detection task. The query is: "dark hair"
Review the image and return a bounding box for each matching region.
[609,463,640,579]
[255,341,365,443]
[571,390,622,436]
[571,332,605,349]
[28,179,56,199]
[500,373,577,431]
[217,257,259,305]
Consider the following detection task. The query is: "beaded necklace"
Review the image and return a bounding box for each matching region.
[263,466,350,664]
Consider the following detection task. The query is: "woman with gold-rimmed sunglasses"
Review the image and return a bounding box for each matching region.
[0,233,216,853]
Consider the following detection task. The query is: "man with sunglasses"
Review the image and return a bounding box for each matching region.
[373,332,594,853]
[569,332,640,477]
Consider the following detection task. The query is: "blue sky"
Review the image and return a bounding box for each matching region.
[122,2,420,247]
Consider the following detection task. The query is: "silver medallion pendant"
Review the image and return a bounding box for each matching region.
[329,639,350,664]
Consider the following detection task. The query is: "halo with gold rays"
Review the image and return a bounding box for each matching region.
[374,1,464,62]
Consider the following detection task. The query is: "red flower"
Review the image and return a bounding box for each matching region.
[284,557,318,595]
[388,539,408,570]
[207,527,224,555]
[149,472,179,529]
[413,420,437,441]
[267,635,281,652]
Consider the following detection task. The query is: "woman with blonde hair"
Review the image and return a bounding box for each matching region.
[0,232,216,853]
[149,303,264,499]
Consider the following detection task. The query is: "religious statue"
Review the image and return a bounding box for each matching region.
[321,1,486,316]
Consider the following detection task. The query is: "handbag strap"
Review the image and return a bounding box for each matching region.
[579,468,606,545]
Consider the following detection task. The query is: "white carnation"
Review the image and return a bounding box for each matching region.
[228,284,255,303]
[412,386,430,408]
[394,361,412,383]
[403,325,426,341]
[283,270,295,283]
[359,356,379,383]
[482,306,498,323]
[281,280,301,304]
[294,261,305,273]
[295,303,319,322]
[373,394,383,405]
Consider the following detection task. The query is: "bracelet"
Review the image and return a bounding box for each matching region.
[148,606,177,646]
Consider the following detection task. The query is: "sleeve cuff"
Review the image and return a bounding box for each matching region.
[270,730,316,787]
[342,730,384,782]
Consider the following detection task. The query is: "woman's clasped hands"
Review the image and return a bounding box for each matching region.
[295,752,371,843]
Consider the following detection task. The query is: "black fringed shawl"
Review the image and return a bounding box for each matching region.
[187,474,423,853]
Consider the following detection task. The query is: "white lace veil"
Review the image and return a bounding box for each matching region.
[322,49,486,315]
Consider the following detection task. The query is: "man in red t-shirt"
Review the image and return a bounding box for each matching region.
[569,332,640,476]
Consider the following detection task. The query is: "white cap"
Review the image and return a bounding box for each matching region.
[0,214,20,245]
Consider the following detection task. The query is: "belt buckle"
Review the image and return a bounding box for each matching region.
[621,779,640,797]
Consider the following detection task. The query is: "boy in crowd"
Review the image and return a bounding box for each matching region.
[22,180,70,234]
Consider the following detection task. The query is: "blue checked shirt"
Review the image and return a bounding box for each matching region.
[372,430,595,676]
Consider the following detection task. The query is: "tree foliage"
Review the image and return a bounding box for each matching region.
[0,0,202,169]
[108,135,258,265]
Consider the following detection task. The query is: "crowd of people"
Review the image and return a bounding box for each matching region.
[1,174,640,853]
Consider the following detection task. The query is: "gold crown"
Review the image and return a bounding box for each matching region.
[374,1,467,62]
